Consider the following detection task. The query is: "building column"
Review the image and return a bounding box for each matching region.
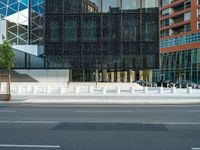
[149,70,153,82]
[132,71,136,81]
[111,70,114,82]
[69,69,73,82]
[102,69,108,82]
[99,72,102,82]
[95,69,98,82]
[139,70,143,80]
[124,71,127,82]
[128,69,133,83]
[117,71,121,82]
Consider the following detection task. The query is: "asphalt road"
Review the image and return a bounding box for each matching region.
[0,104,200,150]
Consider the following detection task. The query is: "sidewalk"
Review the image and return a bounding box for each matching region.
[3,93,200,105]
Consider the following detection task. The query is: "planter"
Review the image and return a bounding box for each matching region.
[0,94,11,101]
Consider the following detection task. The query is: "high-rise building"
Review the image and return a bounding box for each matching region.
[0,0,159,82]
[157,0,200,83]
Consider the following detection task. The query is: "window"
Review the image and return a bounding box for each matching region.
[184,23,191,32]
[49,20,59,42]
[184,0,191,9]
[197,21,200,29]
[102,0,121,13]
[162,0,170,7]
[161,19,170,27]
[184,12,191,21]
[122,0,140,12]
[198,9,200,17]
[142,0,158,13]
[63,16,78,42]
[162,8,170,17]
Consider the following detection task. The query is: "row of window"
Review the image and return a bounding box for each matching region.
[154,48,200,83]
[161,0,191,8]
[45,14,159,43]
[160,32,200,48]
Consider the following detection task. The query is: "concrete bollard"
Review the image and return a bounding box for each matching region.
[88,86,93,93]
[31,86,37,94]
[130,87,135,94]
[27,86,33,94]
[143,86,148,93]
[187,87,192,94]
[59,87,66,94]
[171,86,176,94]
[116,87,120,94]
[74,86,80,94]
[47,86,51,94]
[17,86,22,95]
[102,87,107,94]
[159,87,164,94]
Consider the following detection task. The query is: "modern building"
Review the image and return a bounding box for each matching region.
[0,0,159,82]
[156,0,200,83]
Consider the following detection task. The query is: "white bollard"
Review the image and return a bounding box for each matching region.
[187,87,192,94]
[116,87,120,94]
[102,87,107,94]
[17,86,22,95]
[143,86,148,93]
[27,86,33,94]
[74,86,80,94]
[31,86,37,94]
[88,86,93,93]
[130,87,135,94]
[60,87,66,94]
[47,86,51,94]
[159,87,164,94]
[171,86,176,94]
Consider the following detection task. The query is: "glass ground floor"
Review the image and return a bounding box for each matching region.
[70,69,150,82]
[153,48,200,83]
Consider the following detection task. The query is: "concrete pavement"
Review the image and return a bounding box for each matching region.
[1,93,200,105]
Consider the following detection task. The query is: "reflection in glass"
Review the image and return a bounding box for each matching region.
[122,0,140,12]
[49,20,59,42]
[83,0,101,13]
[142,0,158,13]
[102,0,121,12]
[64,17,78,42]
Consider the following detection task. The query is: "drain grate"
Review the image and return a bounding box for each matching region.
[53,122,168,131]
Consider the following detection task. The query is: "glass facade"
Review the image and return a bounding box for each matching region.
[45,0,159,70]
[153,48,200,83]
[160,32,200,48]
[30,0,45,45]
[0,0,159,70]
[0,0,29,44]
[0,0,44,45]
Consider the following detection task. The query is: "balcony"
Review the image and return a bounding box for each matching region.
[160,0,186,11]
[160,19,190,31]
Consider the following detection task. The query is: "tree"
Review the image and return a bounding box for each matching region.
[0,40,15,73]
[0,40,15,100]
[175,68,184,81]
[143,69,150,81]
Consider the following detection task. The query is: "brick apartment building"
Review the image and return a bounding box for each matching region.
[154,0,200,83]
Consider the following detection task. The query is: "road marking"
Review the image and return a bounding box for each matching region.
[192,148,200,150]
[0,120,58,124]
[73,110,135,113]
[189,110,200,113]
[145,122,200,125]
[0,144,60,148]
[0,110,16,113]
